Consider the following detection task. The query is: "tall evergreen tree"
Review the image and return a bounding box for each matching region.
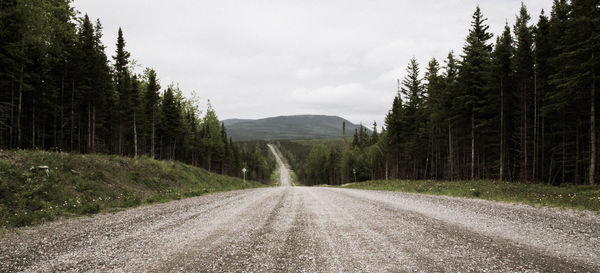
[513,3,535,180]
[144,68,160,158]
[458,6,493,179]
[534,10,552,181]
[112,27,131,154]
[492,24,514,180]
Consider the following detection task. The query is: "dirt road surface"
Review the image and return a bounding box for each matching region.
[268,144,291,187]
[1,161,599,272]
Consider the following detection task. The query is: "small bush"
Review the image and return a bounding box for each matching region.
[80,203,101,214]
[470,188,482,197]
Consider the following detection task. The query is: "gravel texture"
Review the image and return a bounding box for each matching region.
[1,158,599,272]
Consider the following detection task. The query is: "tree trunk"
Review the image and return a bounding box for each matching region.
[562,127,566,184]
[71,80,75,151]
[500,77,504,181]
[88,102,91,152]
[151,115,155,158]
[133,111,138,157]
[385,159,388,180]
[541,116,545,182]
[590,57,596,185]
[533,64,538,181]
[118,123,123,155]
[521,82,529,181]
[10,77,14,148]
[78,110,81,152]
[60,73,64,149]
[207,152,212,172]
[576,121,580,183]
[448,120,453,180]
[32,96,35,149]
[471,110,475,180]
[17,65,23,148]
[92,104,96,152]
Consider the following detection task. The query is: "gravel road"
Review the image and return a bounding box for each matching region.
[268,144,291,187]
[1,162,599,272]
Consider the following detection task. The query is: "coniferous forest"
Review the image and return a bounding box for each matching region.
[0,0,274,182]
[282,1,598,186]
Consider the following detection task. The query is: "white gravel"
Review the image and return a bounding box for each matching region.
[1,186,599,272]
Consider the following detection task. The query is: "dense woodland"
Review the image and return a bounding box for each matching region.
[0,0,274,182]
[283,0,599,186]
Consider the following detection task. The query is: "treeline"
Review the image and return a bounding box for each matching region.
[283,0,599,186]
[0,0,273,182]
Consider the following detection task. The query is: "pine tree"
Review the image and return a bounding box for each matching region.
[534,10,552,181]
[144,68,160,158]
[112,27,131,154]
[201,101,224,171]
[371,121,379,144]
[492,24,514,180]
[443,52,459,179]
[458,6,493,180]
[159,87,181,160]
[513,3,535,181]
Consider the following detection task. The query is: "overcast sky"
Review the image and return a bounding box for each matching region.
[72,0,552,128]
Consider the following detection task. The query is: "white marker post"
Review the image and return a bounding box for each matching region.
[353,168,356,182]
[242,168,247,184]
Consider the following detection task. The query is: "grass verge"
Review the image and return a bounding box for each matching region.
[341,179,600,212]
[270,168,281,186]
[0,150,265,228]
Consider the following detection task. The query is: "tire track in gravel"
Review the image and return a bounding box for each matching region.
[316,187,598,272]
[303,187,444,272]
[157,187,291,272]
[0,188,271,272]
[2,186,599,272]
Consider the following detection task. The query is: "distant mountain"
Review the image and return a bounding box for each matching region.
[222,115,369,141]
[221,119,253,126]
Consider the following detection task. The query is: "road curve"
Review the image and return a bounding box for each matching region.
[1,187,599,272]
[268,144,291,187]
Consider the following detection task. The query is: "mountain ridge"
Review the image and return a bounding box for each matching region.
[223,114,369,141]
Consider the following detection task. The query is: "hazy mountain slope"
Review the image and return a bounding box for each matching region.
[223,115,368,141]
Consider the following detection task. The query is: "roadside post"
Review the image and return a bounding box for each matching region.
[353,168,356,182]
[242,168,247,184]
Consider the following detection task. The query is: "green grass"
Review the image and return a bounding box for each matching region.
[270,168,281,186]
[341,179,600,212]
[0,150,265,228]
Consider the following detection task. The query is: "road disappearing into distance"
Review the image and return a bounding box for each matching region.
[268,144,291,187]
[1,149,599,272]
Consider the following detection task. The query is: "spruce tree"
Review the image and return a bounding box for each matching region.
[513,3,535,180]
[113,27,131,154]
[533,10,552,181]
[144,68,160,158]
[458,6,493,179]
[492,24,514,180]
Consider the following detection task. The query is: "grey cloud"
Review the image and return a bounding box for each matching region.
[74,0,552,129]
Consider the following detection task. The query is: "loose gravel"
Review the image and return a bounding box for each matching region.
[1,159,598,272]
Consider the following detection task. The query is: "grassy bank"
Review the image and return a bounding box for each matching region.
[0,150,265,228]
[342,179,600,212]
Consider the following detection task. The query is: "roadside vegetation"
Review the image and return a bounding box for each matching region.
[0,150,265,228]
[342,180,600,212]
